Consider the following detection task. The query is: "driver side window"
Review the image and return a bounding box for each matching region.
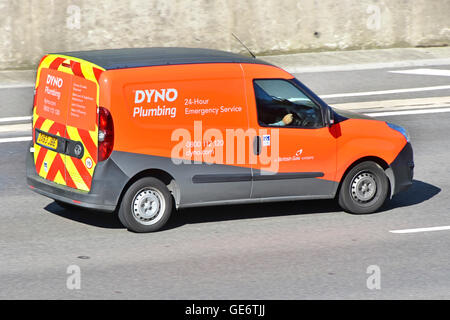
[253,79,323,128]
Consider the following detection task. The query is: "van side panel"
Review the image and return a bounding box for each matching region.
[241,64,338,198]
[33,54,105,191]
[103,63,254,204]
[241,64,406,194]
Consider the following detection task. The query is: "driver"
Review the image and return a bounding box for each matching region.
[270,113,293,126]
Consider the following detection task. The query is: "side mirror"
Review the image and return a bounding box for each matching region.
[325,106,334,127]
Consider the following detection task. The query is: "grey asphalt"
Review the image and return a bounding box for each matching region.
[295,64,450,105]
[0,87,33,118]
[0,63,449,299]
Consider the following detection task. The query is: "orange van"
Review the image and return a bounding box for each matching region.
[26,48,414,232]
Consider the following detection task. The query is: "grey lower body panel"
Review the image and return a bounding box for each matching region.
[110,151,253,205]
[250,171,337,199]
[26,146,338,211]
[110,151,338,207]
[182,194,335,208]
[26,143,128,212]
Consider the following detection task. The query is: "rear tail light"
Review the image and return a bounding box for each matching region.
[98,107,114,161]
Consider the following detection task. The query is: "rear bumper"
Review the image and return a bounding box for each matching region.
[26,143,128,212]
[390,142,414,195]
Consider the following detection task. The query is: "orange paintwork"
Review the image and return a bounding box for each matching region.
[333,118,406,182]
[94,61,406,183]
[241,63,337,181]
[101,63,250,163]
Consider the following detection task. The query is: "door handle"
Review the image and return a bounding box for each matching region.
[253,136,261,156]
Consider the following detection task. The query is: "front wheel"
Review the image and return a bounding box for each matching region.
[118,177,174,232]
[338,161,389,214]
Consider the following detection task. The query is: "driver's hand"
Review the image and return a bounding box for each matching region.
[282,113,293,125]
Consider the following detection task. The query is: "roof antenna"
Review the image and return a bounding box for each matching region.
[232,33,256,59]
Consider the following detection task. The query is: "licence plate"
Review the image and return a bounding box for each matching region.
[37,132,58,150]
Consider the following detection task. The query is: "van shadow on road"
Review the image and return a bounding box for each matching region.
[44,202,124,229]
[43,179,440,231]
[382,179,441,211]
[168,179,441,229]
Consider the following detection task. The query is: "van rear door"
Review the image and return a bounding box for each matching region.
[33,54,105,192]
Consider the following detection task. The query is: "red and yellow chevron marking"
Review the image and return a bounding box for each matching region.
[33,54,105,192]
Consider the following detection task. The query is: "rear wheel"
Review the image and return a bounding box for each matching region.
[118,177,173,232]
[338,161,389,214]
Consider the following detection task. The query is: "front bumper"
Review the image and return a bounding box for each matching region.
[26,143,128,212]
[390,142,414,195]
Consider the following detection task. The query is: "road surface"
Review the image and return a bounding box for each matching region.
[0,63,449,299]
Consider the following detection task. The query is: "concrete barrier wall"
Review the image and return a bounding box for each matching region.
[1,0,449,70]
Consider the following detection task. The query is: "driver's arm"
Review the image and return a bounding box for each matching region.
[269,113,293,126]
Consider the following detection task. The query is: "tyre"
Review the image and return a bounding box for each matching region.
[338,161,389,214]
[118,177,174,232]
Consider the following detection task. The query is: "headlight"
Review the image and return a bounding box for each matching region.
[387,122,410,142]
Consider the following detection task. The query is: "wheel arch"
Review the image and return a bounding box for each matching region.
[336,156,393,198]
[117,168,180,210]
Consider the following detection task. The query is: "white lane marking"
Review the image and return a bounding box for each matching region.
[390,68,450,77]
[0,136,32,143]
[0,123,31,133]
[364,107,450,117]
[321,85,450,99]
[390,226,450,234]
[0,83,34,89]
[0,116,32,123]
[332,96,450,111]
[287,58,450,73]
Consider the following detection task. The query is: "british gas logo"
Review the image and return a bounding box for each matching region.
[133,88,178,119]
